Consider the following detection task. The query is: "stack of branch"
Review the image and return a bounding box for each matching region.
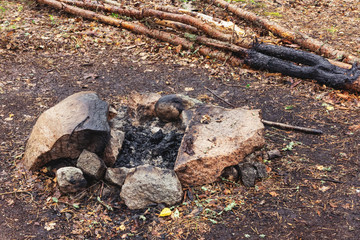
[36,0,360,92]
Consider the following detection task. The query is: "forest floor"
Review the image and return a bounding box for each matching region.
[1,0,360,239]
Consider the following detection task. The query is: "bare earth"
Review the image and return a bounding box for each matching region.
[1,0,360,239]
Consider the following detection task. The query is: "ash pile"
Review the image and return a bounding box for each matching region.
[112,106,184,170]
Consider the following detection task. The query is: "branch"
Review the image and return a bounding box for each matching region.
[261,119,323,135]
[59,0,235,44]
[37,0,242,65]
[207,0,360,64]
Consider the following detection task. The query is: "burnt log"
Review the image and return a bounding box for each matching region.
[243,42,360,90]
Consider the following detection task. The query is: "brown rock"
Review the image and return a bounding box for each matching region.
[127,91,161,124]
[76,150,106,180]
[22,91,110,171]
[103,129,125,167]
[174,105,265,186]
[155,94,202,122]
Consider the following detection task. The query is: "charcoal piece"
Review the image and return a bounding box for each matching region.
[115,122,183,169]
[150,130,165,143]
[243,42,360,89]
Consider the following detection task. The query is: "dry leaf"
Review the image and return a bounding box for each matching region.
[269,191,278,197]
[319,186,330,192]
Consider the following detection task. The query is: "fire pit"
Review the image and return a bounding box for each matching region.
[21,91,266,209]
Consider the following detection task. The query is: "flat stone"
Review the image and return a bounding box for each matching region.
[76,150,106,180]
[103,129,125,167]
[174,105,265,186]
[22,91,110,171]
[120,164,183,210]
[56,167,87,193]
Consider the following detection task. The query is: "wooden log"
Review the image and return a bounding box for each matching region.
[207,0,360,64]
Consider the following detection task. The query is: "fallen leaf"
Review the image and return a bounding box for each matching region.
[44,221,56,231]
[349,124,360,132]
[159,208,172,217]
[319,186,330,192]
[269,191,278,197]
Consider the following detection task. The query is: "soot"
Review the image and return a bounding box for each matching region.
[115,123,184,169]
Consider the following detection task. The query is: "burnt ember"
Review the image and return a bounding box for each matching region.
[115,123,183,169]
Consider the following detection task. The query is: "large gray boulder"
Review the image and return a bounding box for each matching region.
[22,91,110,171]
[56,167,87,193]
[120,165,183,209]
[174,105,265,186]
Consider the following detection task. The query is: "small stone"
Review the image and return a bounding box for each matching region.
[221,166,239,181]
[105,167,133,187]
[76,150,106,180]
[120,164,183,209]
[127,91,161,124]
[238,162,257,187]
[56,167,87,193]
[103,129,125,167]
[253,161,268,178]
[267,149,282,159]
[155,94,201,122]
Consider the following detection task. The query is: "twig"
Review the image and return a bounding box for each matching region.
[261,119,323,135]
[205,87,323,134]
[0,190,31,196]
[204,86,236,108]
[306,178,344,184]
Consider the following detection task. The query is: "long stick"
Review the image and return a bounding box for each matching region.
[261,119,323,134]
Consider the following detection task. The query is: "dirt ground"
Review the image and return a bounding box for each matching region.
[1,0,360,239]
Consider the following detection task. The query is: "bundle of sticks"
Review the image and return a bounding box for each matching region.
[36,0,360,92]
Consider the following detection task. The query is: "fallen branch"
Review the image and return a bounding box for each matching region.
[156,5,247,40]
[207,0,360,64]
[244,42,360,91]
[59,0,236,44]
[39,0,242,65]
[38,0,360,92]
[204,86,236,108]
[261,119,323,135]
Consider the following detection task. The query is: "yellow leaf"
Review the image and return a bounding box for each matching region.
[159,208,172,217]
[269,191,278,197]
[316,165,324,171]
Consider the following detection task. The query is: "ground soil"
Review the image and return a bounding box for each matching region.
[1,0,360,239]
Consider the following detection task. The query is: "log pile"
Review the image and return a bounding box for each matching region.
[36,0,360,92]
